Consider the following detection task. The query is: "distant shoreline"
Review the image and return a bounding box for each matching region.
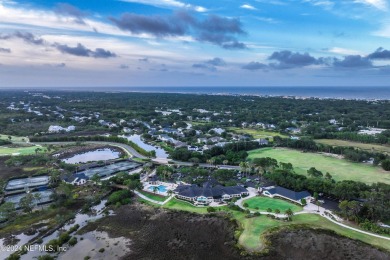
[0,86,389,101]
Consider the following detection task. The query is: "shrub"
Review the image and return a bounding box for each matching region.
[207,207,216,213]
[58,232,70,245]
[69,224,80,233]
[99,248,105,253]
[107,190,132,206]
[46,239,60,252]
[68,237,77,246]
[243,202,249,207]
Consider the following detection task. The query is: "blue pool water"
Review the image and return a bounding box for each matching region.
[148,185,167,193]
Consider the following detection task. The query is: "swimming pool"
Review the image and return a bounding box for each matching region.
[148,185,168,193]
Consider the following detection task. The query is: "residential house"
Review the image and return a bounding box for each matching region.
[64,173,88,186]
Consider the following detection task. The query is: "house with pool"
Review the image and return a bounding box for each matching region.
[262,186,311,205]
[174,182,249,205]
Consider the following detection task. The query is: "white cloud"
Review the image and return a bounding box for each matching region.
[240,4,257,10]
[0,3,197,42]
[325,47,363,56]
[255,17,280,23]
[302,0,335,9]
[119,0,207,12]
[254,0,287,5]
[354,0,388,11]
[373,20,390,37]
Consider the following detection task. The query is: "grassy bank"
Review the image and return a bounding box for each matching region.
[248,147,390,184]
[139,190,167,202]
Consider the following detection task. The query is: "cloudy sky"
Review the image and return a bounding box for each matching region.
[1,0,390,87]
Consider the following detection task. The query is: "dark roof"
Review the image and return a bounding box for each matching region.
[267,186,310,201]
[175,183,248,199]
[64,173,88,183]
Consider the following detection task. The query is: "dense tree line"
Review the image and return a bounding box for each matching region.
[316,131,390,145]
[1,90,389,137]
[170,141,264,165]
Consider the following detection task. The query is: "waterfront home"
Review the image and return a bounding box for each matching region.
[64,173,88,186]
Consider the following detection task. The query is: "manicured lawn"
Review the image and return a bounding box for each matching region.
[139,190,167,202]
[0,134,29,143]
[316,139,390,154]
[163,198,209,214]
[248,148,390,184]
[243,197,302,213]
[0,145,47,156]
[227,127,288,141]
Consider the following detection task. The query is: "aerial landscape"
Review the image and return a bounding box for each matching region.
[1,1,390,260]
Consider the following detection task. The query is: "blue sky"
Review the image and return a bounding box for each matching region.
[1,0,390,87]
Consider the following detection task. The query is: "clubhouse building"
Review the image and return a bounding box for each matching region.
[262,186,311,205]
[175,182,249,205]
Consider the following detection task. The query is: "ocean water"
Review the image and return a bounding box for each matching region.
[92,86,390,100]
[9,86,390,100]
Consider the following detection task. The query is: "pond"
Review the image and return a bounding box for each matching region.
[57,230,131,260]
[62,149,121,164]
[120,134,168,159]
[18,200,117,260]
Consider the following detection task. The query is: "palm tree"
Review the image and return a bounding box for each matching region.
[239,161,246,176]
[34,192,43,210]
[243,161,250,178]
[285,208,294,220]
[167,190,173,197]
[315,201,321,212]
[35,147,42,155]
[209,158,215,168]
[49,171,61,188]
[162,170,167,181]
[153,186,159,194]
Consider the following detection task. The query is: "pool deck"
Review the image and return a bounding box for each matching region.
[143,182,177,196]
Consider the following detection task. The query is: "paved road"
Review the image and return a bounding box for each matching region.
[133,190,173,205]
